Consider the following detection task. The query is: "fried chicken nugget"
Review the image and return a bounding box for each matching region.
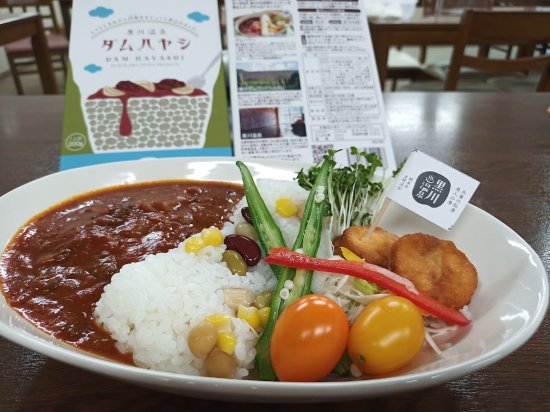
[389,233,477,309]
[333,225,399,268]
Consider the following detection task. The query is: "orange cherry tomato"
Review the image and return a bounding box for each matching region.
[348,296,425,375]
[270,294,349,382]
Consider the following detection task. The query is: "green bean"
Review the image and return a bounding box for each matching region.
[282,156,332,307]
[236,161,287,276]
[236,156,331,380]
[254,291,273,309]
[222,250,247,276]
[236,161,295,380]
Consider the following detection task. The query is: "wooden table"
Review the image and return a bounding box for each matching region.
[1,93,549,410]
[0,12,58,94]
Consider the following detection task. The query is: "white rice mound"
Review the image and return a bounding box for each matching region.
[94,179,331,378]
[223,179,309,247]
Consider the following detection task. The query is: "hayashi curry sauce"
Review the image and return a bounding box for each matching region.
[0,180,243,363]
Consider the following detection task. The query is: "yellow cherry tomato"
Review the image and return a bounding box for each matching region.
[348,296,424,375]
[271,294,349,382]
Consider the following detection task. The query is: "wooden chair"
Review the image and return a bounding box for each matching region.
[445,10,550,91]
[419,0,494,64]
[1,0,68,94]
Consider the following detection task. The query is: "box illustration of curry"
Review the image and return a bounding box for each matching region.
[85,79,209,152]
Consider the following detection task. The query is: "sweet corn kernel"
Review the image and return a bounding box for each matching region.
[185,236,206,254]
[216,331,237,354]
[237,304,260,330]
[275,197,299,217]
[258,307,270,328]
[204,313,231,330]
[201,227,223,247]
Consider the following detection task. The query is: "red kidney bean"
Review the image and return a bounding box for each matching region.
[224,234,261,266]
[241,207,253,225]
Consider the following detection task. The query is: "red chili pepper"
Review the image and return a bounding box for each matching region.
[265,247,470,326]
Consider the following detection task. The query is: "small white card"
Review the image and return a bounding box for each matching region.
[386,150,479,230]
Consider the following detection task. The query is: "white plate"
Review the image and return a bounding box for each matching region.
[0,157,548,402]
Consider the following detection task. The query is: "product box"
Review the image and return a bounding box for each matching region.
[60,0,231,170]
